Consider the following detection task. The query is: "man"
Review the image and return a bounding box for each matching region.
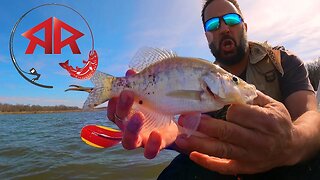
[108,0,320,179]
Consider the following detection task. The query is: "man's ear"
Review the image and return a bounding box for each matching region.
[244,22,248,32]
[205,32,213,44]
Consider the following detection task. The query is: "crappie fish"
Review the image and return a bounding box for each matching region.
[67,47,257,137]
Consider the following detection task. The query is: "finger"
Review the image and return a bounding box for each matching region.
[252,90,275,106]
[122,113,143,150]
[115,90,134,125]
[190,152,260,175]
[226,90,277,130]
[179,115,270,155]
[181,115,260,148]
[175,134,247,160]
[107,69,136,124]
[144,131,162,159]
[107,97,119,122]
[125,69,137,77]
[189,151,238,175]
[226,104,273,131]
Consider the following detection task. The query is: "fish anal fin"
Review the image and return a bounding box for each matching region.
[166,90,202,100]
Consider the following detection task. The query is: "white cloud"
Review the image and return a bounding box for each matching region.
[240,0,320,61]
[124,0,319,63]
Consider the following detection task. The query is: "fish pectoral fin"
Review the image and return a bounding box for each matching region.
[166,90,202,100]
[131,103,176,138]
[180,112,201,138]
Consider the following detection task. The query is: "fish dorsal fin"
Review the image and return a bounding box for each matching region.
[129,47,177,72]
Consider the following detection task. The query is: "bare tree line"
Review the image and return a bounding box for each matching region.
[0,103,80,113]
[306,58,320,91]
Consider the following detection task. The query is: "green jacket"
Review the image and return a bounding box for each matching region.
[247,41,284,101]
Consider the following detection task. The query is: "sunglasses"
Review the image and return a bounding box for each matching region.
[204,13,243,32]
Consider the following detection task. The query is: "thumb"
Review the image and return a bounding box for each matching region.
[126,69,138,77]
[252,90,276,107]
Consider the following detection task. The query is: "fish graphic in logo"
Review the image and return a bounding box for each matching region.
[59,50,98,80]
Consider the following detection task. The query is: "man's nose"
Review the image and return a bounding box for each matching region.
[219,21,231,33]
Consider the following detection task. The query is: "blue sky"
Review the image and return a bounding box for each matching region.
[0,0,319,107]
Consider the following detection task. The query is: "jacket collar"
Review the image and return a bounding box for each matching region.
[248,41,269,64]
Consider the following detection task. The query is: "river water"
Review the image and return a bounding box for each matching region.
[0,111,178,179]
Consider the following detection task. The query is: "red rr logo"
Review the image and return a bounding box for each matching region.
[22,17,84,54]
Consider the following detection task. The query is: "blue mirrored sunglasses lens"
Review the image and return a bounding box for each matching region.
[223,14,242,26]
[205,18,219,31]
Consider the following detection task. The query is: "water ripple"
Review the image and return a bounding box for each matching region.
[0,112,177,179]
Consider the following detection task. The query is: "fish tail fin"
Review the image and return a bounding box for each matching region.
[65,71,115,110]
[83,71,116,109]
[59,60,70,69]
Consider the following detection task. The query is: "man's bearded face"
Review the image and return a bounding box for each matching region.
[209,28,248,66]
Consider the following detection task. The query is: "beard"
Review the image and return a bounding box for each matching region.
[209,31,248,66]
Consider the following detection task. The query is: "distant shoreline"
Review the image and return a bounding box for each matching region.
[0,107,106,115]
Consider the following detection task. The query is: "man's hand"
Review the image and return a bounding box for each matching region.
[175,91,313,174]
[107,70,179,159]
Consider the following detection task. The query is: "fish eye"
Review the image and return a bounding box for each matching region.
[232,76,239,84]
